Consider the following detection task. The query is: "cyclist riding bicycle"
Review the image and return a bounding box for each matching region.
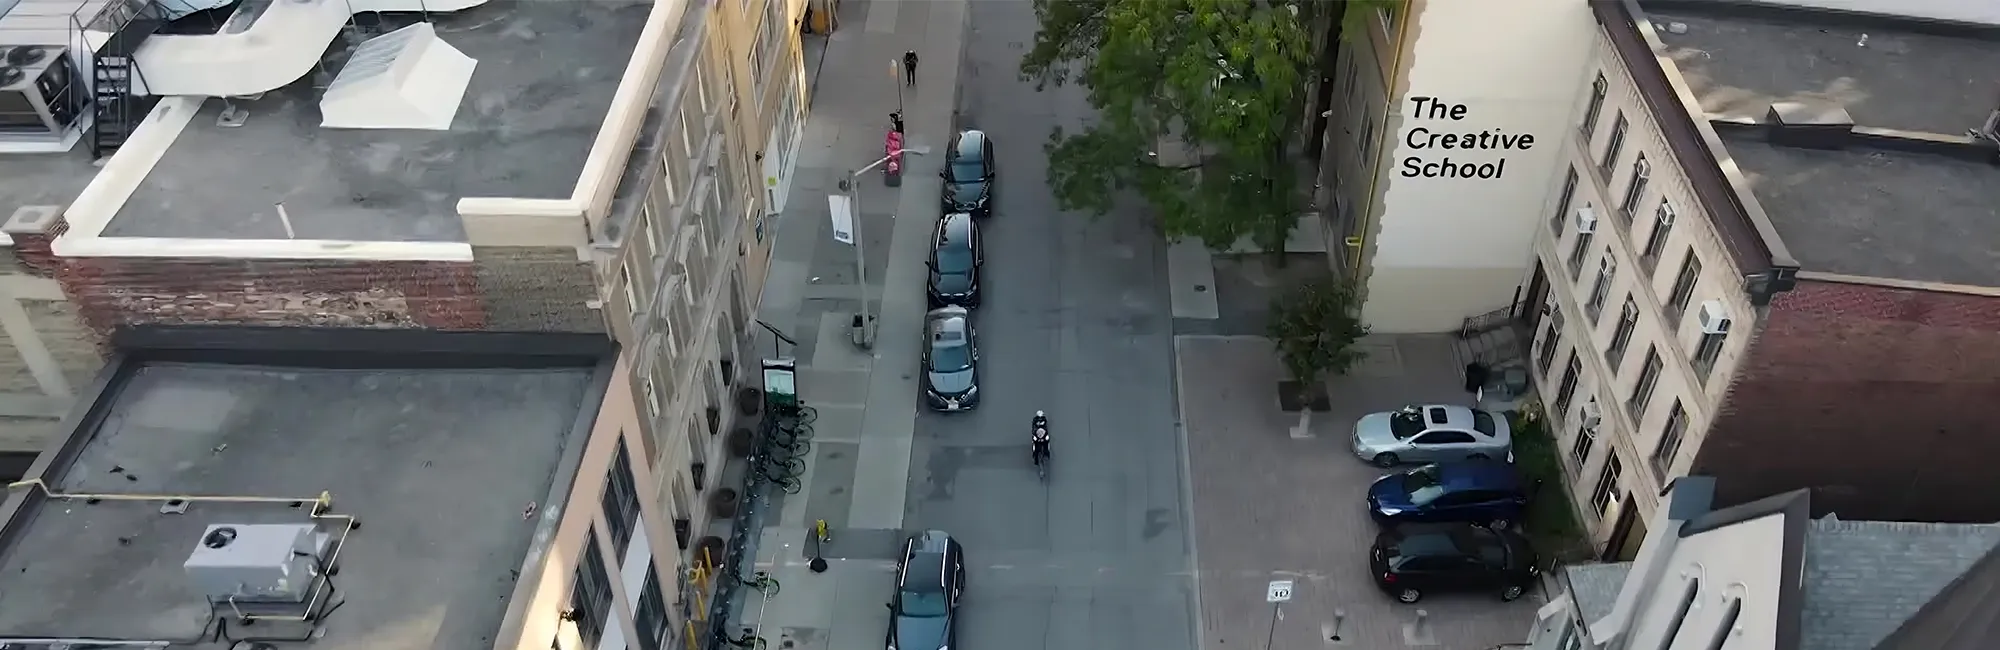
[1030,411,1051,466]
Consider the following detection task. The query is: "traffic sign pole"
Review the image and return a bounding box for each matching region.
[1264,580,1294,650]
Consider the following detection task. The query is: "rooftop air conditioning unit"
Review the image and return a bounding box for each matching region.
[1579,400,1603,432]
[1697,300,1732,335]
[1574,206,1599,234]
[0,46,82,139]
[182,523,333,603]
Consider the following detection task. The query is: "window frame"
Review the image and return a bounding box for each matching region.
[1606,296,1638,371]
[1590,456,1623,517]
[1628,346,1662,418]
[1586,252,1616,322]
[1692,330,1728,381]
[1618,154,1650,220]
[1652,401,1688,480]
[1570,413,1596,469]
[635,563,672,650]
[1642,200,1676,269]
[568,534,614,649]
[1552,352,1582,420]
[1665,252,1703,322]
[1600,113,1629,175]
[601,438,642,555]
[1580,72,1609,139]
[1567,228,1595,281]
[1551,167,1578,237]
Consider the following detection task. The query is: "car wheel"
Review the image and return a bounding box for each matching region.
[1467,453,1490,461]
[1501,584,1526,601]
[1373,453,1400,468]
[1396,588,1423,604]
[1488,517,1512,530]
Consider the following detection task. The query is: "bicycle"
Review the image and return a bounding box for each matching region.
[735,570,783,597]
[724,629,768,650]
[776,404,818,426]
[759,456,807,480]
[771,423,814,444]
[763,437,810,458]
[763,473,802,494]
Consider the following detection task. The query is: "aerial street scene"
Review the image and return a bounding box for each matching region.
[0,0,1998,649]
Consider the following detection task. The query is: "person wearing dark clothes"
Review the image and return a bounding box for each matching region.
[903,50,919,86]
[890,111,904,134]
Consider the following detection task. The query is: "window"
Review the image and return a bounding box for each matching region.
[1553,352,1582,419]
[1665,252,1702,322]
[693,63,711,116]
[1471,410,1498,435]
[1590,456,1623,517]
[643,375,662,418]
[601,439,641,555]
[660,152,687,207]
[1660,577,1702,649]
[1618,154,1650,220]
[635,567,673,650]
[1551,167,1578,237]
[677,103,700,163]
[1416,431,1477,446]
[1600,113,1628,175]
[622,264,642,313]
[1581,73,1608,138]
[1606,297,1638,371]
[567,534,613,649]
[1341,54,1359,112]
[1567,226,1594,280]
[1692,329,1728,381]
[1628,346,1662,418]
[1378,2,1398,31]
[1641,200,1675,268]
[1358,105,1378,162]
[1569,415,1596,468]
[1586,253,1615,322]
[1652,401,1688,480]
[1536,305,1564,375]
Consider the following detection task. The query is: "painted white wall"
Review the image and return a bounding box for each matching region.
[1363,0,1596,333]
[1754,0,2000,25]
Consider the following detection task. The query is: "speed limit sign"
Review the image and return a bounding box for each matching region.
[1266,580,1294,603]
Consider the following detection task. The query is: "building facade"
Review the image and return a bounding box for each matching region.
[1313,0,1595,333]
[0,0,814,641]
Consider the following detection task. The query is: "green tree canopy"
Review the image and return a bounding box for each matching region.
[1020,0,1321,250]
[1268,277,1370,388]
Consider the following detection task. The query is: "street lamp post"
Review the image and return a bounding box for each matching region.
[891,59,904,115]
[829,145,929,349]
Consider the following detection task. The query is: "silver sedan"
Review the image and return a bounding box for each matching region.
[1351,404,1512,467]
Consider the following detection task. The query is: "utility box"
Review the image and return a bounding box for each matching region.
[182,523,331,603]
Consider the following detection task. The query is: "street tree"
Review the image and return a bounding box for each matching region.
[1019,0,1402,253]
[1267,277,1369,418]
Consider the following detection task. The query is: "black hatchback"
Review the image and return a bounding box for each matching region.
[887,530,966,650]
[1369,522,1538,604]
[926,212,982,308]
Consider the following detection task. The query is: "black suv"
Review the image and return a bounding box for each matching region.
[921,306,980,411]
[887,530,966,650]
[1369,522,1538,603]
[927,212,983,308]
[941,130,994,218]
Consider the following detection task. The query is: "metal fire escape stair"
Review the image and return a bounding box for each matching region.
[91,0,167,160]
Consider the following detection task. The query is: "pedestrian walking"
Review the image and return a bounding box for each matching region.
[902,50,919,86]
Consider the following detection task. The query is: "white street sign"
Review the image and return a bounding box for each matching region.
[1266,580,1294,603]
[827,194,855,245]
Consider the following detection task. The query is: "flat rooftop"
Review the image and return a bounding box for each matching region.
[0,337,604,649]
[0,0,648,242]
[1645,4,2000,287]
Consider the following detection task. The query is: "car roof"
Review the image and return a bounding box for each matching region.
[1432,461,1522,491]
[926,308,970,343]
[1418,404,1479,429]
[1386,523,1489,558]
[901,530,953,586]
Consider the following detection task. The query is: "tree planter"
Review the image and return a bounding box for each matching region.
[736,387,763,416]
[1277,380,1332,412]
[695,536,726,567]
[726,428,756,458]
[708,488,740,519]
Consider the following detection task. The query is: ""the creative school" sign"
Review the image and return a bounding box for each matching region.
[1398,96,1537,179]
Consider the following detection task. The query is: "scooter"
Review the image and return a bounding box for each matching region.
[884,112,905,187]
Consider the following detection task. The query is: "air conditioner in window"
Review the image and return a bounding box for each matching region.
[1622,299,1641,321]
[1601,254,1617,274]
[1655,201,1677,225]
[1698,300,1732,334]
[1574,207,1599,234]
[1579,400,1603,430]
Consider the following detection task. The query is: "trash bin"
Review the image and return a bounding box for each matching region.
[1463,362,1490,393]
[850,313,868,347]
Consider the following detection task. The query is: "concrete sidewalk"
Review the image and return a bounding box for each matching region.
[737,2,972,650]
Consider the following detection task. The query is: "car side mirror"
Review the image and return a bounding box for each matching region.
[885,603,895,611]
[939,170,949,178]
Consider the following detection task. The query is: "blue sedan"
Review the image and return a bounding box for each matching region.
[1367,460,1530,529]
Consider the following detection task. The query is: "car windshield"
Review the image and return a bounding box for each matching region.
[1390,411,1426,439]
[929,342,972,372]
[898,587,949,618]
[934,245,973,275]
[948,159,985,182]
[1472,411,1498,435]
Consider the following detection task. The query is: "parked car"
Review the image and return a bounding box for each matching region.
[922,306,980,411]
[926,212,983,308]
[1370,522,1539,604]
[1351,404,1512,467]
[941,130,994,218]
[1367,461,1530,529]
[887,530,966,650]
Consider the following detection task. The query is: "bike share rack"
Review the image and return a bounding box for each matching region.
[704,357,817,650]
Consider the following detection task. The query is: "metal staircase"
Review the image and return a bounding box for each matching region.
[88,0,166,160]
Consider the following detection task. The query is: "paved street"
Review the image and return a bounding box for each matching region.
[1176,335,1546,649]
[732,3,1542,650]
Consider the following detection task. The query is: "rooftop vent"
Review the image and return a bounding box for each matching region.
[1766,101,1854,150]
[3,46,50,67]
[319,22,477,131]
[182,523,332,603]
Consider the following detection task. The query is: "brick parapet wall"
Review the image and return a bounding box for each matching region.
[1694,280,2000,522]
[56,256,489,336]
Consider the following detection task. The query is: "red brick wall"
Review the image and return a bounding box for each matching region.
[55,256,488,336]
[1693,279,2000,522]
